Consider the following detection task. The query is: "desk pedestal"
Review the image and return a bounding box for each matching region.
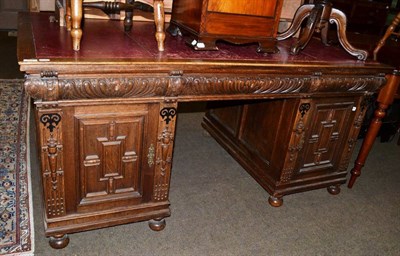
[203,96,367,206]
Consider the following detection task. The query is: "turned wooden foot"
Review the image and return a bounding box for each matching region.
[49,234,69,249]
[327,184,341,195]
[268,196,283,207]
[148,218,166,231]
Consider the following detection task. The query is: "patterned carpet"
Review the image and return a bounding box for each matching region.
[0,80,34,255]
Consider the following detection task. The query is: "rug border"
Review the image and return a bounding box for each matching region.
[0,79,35,256]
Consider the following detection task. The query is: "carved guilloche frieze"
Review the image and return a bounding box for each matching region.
[310,76,386,92]
[24,74,386,101]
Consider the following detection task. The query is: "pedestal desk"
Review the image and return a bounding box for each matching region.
[17,12,392,249]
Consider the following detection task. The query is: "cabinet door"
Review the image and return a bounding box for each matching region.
[295,97,358,177]
[73,103,159,213]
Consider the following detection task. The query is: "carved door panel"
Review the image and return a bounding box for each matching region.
[295,97,358,177]
[74,104,159,213]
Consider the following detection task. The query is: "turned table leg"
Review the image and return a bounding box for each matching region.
[49,234,70,249]
[153,0,165,51]
[70,0,83,51]
[348,71,400,188]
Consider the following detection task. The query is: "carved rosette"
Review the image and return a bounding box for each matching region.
[39,111,66,218]
[153,104,178,201]
[24,75,386,101]
[279,101,312,183]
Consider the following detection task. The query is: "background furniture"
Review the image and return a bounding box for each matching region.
[167,0,284,53]
[277,0,368,59]
[65,0,166,51]
[348,12,400,188]
[18,12,392,249]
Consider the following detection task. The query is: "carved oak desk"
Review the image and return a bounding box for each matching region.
[17,12,392,249]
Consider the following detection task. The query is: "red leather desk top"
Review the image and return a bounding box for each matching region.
[18,12,388,68]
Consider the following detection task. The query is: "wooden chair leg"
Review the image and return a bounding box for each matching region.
[153,0,165,52]
[348,72,400,188]
[373,12,400,61]
[70,0,83,51]
[65,0,72,30]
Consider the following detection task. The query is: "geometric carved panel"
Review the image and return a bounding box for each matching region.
[76,114,145,207]
[299,100,356,174]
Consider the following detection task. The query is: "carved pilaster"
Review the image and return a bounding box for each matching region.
[279,101,312,183]
[39,111,66,218]
[153,103,178,201]
[338,96,370,171]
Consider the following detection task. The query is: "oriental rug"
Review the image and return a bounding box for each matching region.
[0,80,34,255]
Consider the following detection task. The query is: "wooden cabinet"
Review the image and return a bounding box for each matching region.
[167,0,284,53]
[203,95,368,206]
[36,100,177,248]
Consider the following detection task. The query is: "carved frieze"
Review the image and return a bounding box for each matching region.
[181,76,308,95]
[25,77,169,101]
[310,76,386,92]
[24,75,386,101]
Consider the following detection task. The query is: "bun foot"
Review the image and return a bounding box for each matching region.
[148,218,166,231]
[268,196,283,207]
[49,234,69,249]
[327,185,341,195]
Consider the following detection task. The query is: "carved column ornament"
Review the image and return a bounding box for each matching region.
[153,103,178,201]
[339,96,369,172]
[280,101,312,183]
[39,111,66,218]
